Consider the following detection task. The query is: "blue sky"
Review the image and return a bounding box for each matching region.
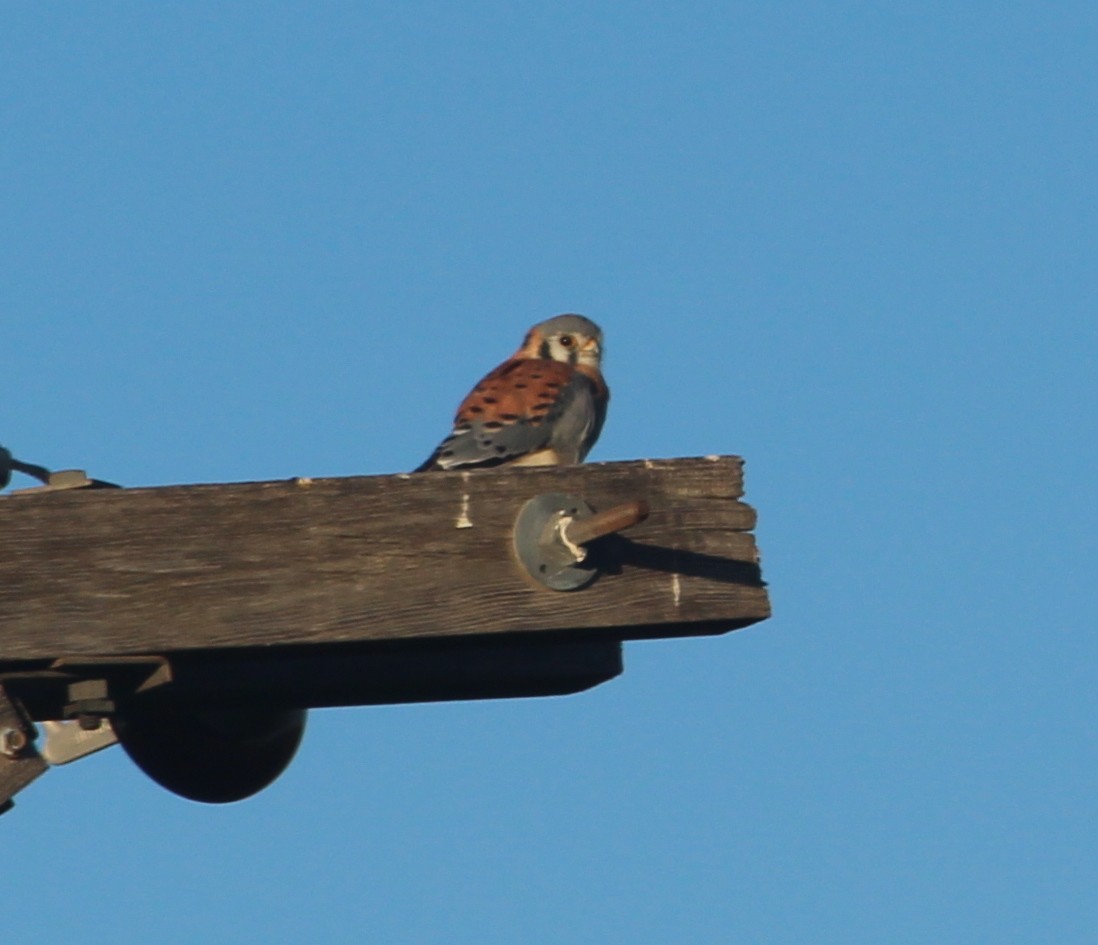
[2,4,1096,943]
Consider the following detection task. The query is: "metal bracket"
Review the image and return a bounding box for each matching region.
[40,719,119,765]
[0,655,172,813]
[513,493,650,590]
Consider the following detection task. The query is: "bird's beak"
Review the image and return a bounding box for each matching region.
[582,337,601,355]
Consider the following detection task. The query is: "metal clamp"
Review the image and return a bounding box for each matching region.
[39,720,119,765]
[513,493,650,590]
[9,469,120,494]
[1,444,120,494]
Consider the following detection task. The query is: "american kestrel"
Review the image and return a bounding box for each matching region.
[415,314,609,471]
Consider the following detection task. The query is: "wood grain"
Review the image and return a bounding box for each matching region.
[0,456,769,663]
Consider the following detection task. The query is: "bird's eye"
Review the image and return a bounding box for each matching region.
[559,335,574,347]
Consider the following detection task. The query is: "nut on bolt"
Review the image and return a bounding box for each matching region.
[0,727,29,758]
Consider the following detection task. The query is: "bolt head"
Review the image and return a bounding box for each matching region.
[0,727,29,757]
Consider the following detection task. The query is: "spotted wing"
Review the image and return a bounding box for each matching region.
[415,359,586,471]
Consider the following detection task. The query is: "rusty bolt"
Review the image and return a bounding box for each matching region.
[561,500,650,547]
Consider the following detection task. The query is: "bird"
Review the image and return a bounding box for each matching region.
[415,314,609,472]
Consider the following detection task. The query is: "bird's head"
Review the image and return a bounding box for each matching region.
[519,314,604,369]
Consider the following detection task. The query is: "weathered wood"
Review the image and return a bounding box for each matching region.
[0,456,768,663]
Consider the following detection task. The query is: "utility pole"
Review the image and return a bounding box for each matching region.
[0,455,769,812]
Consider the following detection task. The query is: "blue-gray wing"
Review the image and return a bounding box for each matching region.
[415,359,605,471]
